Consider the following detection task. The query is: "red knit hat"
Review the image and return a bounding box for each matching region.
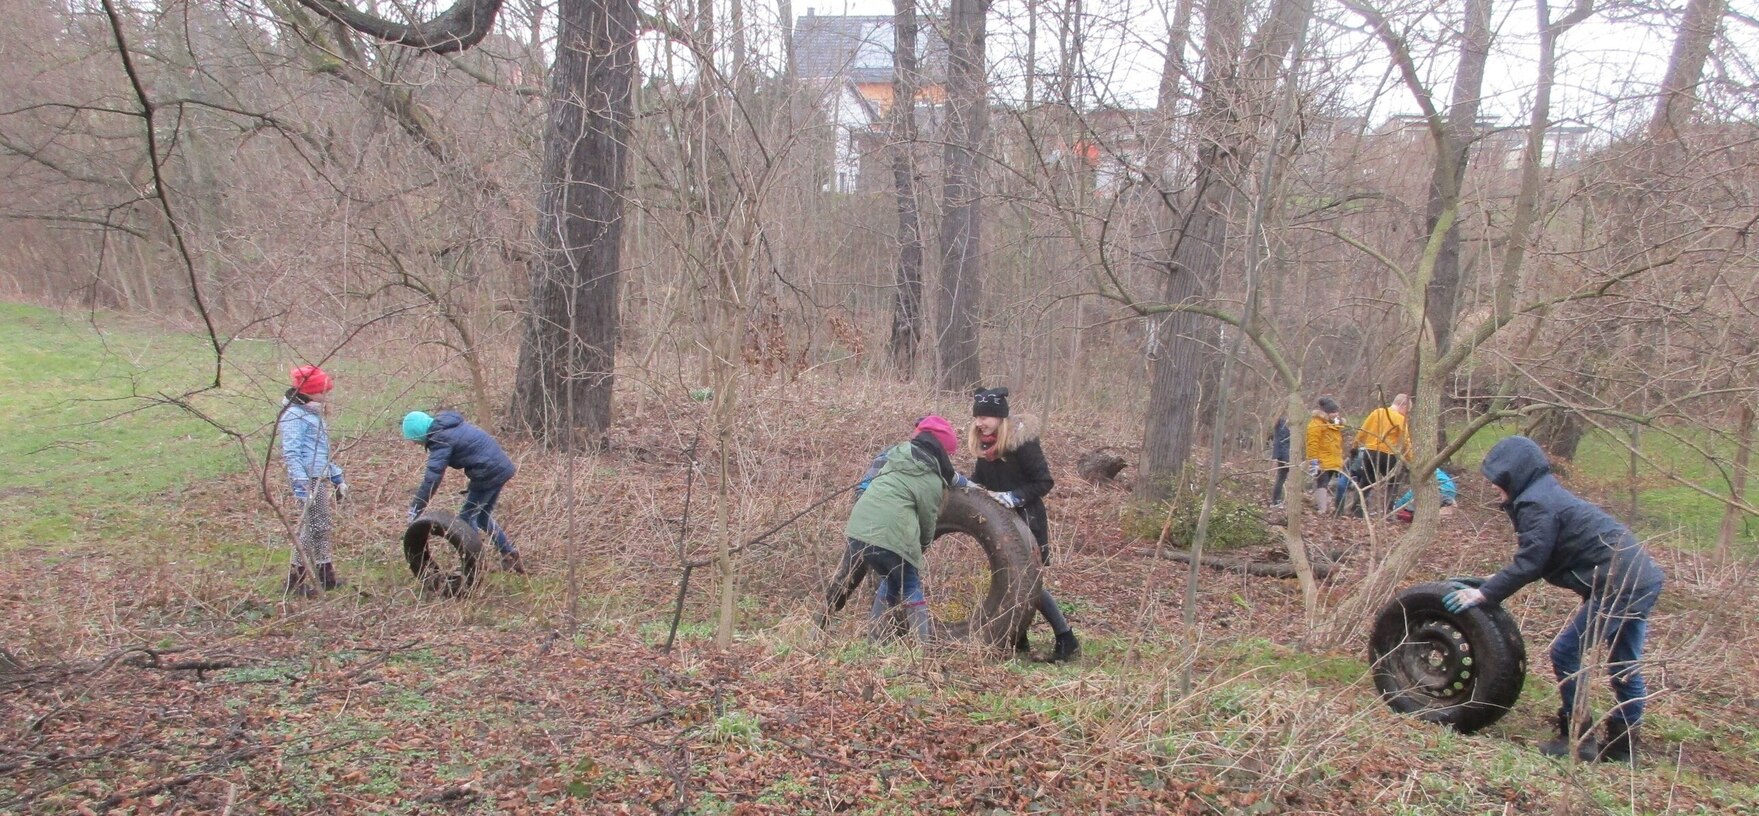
[915,415,959,455]
[291,365,332,396]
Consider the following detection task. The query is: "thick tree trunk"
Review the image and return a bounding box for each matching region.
[1528,407,1588,460]
[1139,187,1230,500]
[935,0,988,392]
[1135,0,1245,500]
[887,0,925,374]
[1650,0,1727,143]
[510,0,639,445]
[1420,0,1490,356]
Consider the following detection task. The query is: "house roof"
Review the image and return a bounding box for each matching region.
[793,12,947,85]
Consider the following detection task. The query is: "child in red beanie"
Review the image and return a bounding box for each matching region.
[278,365,346,596]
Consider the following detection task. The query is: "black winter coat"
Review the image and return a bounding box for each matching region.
[413,411,517,510]
[971,414,1055,555]
[1478,436,1663,608]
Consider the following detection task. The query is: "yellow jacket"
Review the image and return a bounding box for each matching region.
[1359,407,1409,456]
[1306,412,1345,472]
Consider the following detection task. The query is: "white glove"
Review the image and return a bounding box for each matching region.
[988,491,1024,509]
[332,481,348,503]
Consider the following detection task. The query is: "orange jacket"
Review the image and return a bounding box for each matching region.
[1358,407,1409,456]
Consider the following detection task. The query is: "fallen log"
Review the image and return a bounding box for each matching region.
[1077,449,1129,484]
[1143,548,1343,580]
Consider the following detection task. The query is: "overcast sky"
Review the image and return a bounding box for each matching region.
[623,0,1754,137]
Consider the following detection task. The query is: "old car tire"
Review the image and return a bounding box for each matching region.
[1368,581,1527,733]
[930,488,1045,649]
[402,511,483,599]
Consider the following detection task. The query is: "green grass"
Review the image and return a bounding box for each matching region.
[0,304,265,546]
[0,302,450,551]
[1453,421,1758,551]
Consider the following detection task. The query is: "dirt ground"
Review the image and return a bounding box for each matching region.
[4,399,1757,814]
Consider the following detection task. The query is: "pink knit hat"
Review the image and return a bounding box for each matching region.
[915,415,959,454]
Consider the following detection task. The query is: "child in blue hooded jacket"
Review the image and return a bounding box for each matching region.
[1444,436,1663,764]
[402,410,526,573]
[279,365,347,596]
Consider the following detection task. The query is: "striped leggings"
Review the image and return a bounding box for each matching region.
[293,478,334,567]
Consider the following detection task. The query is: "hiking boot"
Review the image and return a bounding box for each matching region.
[1050,630,1081,663]
[1539,709,1599,761]
[317,562,345,592]
[1599,719,1638,766]
[284,564,318,599]
[500,551,528,574]
[1013,629,1031,657]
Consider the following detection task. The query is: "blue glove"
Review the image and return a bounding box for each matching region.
[989,491,1023,509]
[952,473,972,489]
[1305,459,1321,477]
[1443,587,1485,613]
[291,483,309,501]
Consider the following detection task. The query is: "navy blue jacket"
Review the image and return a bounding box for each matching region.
[412,411,516,510]
[1271,418,1291,464]
[1478,436,1663,607]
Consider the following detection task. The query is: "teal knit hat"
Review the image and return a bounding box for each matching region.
[402,411,434,441]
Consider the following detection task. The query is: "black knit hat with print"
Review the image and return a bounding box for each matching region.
[973,387,1011,419]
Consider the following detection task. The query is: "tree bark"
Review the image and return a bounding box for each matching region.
[1136,0,1244,500]
[1649,0,1727,143]
[509,0,639,445]
[1420,0,1491,356]
[935,0,988,392]
[887,0,925,374]
[294,0,503,53]
[1137,0,1307,499]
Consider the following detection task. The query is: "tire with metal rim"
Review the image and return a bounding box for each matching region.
[1368,581,1527,733]
[402,511,483,599]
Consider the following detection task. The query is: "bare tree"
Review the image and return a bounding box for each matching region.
[888,0,926,374]
[1135,0,1308,500]
[935,0,988,391]
[300,0,638,446]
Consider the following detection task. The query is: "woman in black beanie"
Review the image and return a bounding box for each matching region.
[968,387,1080,662]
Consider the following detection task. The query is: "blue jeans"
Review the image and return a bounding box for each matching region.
[461,478,515,555]
[854,541,924,608]
[1552,583,1661,724]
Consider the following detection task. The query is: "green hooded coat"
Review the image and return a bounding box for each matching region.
[844,441,949,571]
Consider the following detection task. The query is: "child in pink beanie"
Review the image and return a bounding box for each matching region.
[838,415,966,643]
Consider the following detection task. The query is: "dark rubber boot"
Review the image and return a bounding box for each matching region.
[317,562,345,592]
[1599,719,1637,766]
[904,602,937,645]
[867,593,896,643]
[501,551,528,574]
[1539,709,1598,761]
[284,564,317,599]
[1050,630,1081,663]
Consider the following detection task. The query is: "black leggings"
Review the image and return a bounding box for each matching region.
[1019,516,1072,635]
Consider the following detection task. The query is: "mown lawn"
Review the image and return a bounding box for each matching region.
[1453,420,1758,552]
[0,302,446,550]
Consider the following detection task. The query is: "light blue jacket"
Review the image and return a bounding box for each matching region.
[279,398,343,486]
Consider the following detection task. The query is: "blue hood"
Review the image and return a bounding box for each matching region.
[1481,435,1551,498]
